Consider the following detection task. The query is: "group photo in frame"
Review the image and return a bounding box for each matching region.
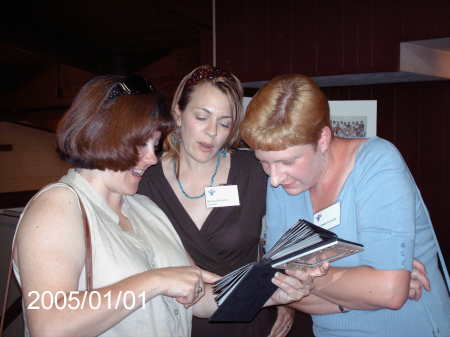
[329,100,377,138]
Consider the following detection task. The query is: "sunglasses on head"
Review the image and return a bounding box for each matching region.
[108,74,155,99]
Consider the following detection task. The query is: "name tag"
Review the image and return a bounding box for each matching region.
[205,185,240,208]
[313,202,341,230]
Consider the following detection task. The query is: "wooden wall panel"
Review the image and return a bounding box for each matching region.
[371,0,402,71]
[266,0,294,77]
[222,0,271,81]
[372,85,397,142]
[315,1,343,75]
[322,87,347,100]
[216,1,450,80]
[400,0,450,40]
[341,1,372,73]
[396,84,422,175]
[216,1,249,78]
[290,1,317,75]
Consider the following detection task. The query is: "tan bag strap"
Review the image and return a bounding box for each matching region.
[0,250,13,336]
[78,194,93,291]
[0,184,93,336]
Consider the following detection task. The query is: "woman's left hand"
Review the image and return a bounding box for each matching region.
[409,258,431,300]
[267,306,295,337]
[266,262,329,306]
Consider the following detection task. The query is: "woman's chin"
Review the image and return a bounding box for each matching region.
[282,184,304,195]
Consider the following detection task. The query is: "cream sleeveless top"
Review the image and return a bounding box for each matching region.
[13,169,192,337]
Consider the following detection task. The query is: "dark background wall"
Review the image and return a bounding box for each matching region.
[214,0,450,79]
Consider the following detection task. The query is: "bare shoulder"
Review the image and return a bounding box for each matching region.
[15,186,85,261]
[19,186,82,231]
[14,185,87,299]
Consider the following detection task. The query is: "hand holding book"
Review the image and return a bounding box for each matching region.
[210,219,363,322]
[265,261,329,307]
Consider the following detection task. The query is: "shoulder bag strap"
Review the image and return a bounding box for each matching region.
[0,250,14,336]
[78,194,93,291]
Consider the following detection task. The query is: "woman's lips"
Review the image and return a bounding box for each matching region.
[282,182,295,189]
[198,142,214,152]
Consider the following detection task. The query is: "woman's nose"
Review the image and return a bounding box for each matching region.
[206,120,217,137]
[269,165,283,187]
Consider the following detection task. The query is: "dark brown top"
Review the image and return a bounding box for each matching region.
[138,150,277,337]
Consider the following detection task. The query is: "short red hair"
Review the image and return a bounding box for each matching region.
[241,74,330,150]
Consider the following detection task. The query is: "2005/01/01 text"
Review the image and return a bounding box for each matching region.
[27,290,147,310]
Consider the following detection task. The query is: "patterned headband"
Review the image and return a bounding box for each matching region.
[185,65,234,88]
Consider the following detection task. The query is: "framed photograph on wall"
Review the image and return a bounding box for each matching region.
[243,98,377,139]
[329,100,377,138]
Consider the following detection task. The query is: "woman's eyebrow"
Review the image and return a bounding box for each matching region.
[196,107,232,119]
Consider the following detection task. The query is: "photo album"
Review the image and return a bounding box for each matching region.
[210,219,364,322]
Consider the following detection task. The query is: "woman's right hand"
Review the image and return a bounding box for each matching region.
[152,266,219,307]
[266,262,329,306]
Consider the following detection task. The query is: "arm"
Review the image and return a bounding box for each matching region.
[267,306,295,337]
[290,258,429,314]
[289,293,340,315]
[311,266,410,310]
[14,187,208,337]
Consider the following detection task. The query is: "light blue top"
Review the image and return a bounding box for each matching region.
[266,137,450,337]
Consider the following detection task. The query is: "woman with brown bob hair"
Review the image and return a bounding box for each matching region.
[241,74,449,337]
[57,75,167,171]
[11,74,322,337]
[138,66,326,337]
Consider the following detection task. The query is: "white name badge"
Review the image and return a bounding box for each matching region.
[205,185,240,208]
[313,201,341,230]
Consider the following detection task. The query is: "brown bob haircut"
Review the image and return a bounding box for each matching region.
[241,74,331,151]
[57,75,169,171]
[163,64,244,159]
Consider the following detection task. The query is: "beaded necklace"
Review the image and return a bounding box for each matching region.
[173,153,222,199]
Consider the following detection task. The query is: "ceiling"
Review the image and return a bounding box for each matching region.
[2,1,212,94]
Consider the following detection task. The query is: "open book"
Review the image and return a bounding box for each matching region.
[209,219,363,322]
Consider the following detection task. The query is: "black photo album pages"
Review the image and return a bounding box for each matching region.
[209,219,364,322]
